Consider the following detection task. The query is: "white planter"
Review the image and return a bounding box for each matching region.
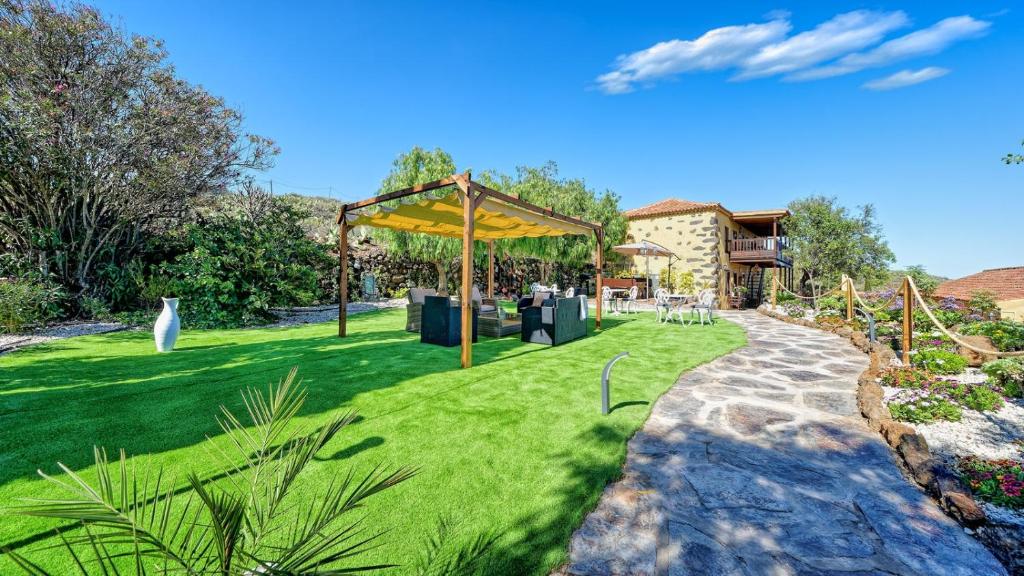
[154,298,180,353]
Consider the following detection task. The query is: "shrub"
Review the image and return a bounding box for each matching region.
[910,348,968,375]
[961,385,1005,412]
[959,456,1024,509]
[880,366,933,388]
[159,197,334,329]
[981,358,1024,398]
[0,279,62,333]
[783,301,809,318]
[816,296,844,312]
[888,394,962,423]
[962,321,1024,352]
[969,290,1000,318]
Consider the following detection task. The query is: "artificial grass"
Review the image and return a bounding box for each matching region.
[0,308,745,574]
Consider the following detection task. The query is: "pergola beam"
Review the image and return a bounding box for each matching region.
[470,181,600,232]
[335,176,459,223]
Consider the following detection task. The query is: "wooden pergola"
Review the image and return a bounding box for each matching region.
[335,172,605,368]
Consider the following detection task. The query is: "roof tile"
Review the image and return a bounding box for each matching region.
[934,267,1024,302]
[623,198,720,220]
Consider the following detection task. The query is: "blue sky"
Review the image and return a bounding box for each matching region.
[92,1,1022,278]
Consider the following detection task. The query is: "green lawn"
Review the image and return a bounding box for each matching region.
[0,308,745,574]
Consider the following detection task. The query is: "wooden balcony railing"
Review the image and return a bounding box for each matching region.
[728,237,792,266]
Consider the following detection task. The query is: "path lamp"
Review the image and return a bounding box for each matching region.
[602,352,630,415]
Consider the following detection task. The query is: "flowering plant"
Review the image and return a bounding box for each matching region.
[887,391,962,423]
[909,348,967,375]
[879,366,933,388]
[958,456,1024,509]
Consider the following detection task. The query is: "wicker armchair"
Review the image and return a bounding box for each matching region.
[405,287,438,332]
[521,296,587,346]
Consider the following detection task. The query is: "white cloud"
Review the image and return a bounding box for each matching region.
[789,16,990,81]
[862,67,950,90]
[596,19,790,94]
[595,12,991,94]
[737,10,909,79]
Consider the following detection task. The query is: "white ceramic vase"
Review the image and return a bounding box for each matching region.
[154,297,180,353]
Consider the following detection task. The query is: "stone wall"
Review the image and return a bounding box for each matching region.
[627,209,722,295]
[627,208,766,303]
[345,238,594,300]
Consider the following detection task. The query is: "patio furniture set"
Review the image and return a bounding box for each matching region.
[407,285,589,347]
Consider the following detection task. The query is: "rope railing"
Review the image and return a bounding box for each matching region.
[771,276,844,301]
[902,276,1024,358]
[770,273,1024,361]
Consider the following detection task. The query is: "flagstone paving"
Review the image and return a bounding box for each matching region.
[563,311,1006,576]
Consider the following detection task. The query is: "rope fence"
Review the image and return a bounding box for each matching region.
[770,273,1024,361]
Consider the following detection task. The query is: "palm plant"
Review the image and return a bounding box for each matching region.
[3,367,416,575]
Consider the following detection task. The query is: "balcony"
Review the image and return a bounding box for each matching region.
[728,237,792,267]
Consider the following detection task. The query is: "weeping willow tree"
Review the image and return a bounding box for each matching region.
[370,147,470,292]
[481,163,626,285]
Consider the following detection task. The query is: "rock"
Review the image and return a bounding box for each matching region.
[879,420,914,446]
[850,330,869,351]
[896,433,937,487]
[836,326,854,338]
[958,335,998,367]
[725,403,795,435]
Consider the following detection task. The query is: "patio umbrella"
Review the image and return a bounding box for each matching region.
[612,240,676,297]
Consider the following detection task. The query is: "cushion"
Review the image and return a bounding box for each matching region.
[409,287,437,305]
[480,304,497,313]
[532,292,548,307]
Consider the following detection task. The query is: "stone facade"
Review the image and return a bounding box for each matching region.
[626,207,763,304]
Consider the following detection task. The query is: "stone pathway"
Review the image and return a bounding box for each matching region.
[563,311,1006,576]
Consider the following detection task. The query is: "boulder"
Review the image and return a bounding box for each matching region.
[896,433,936,487]
[879,420,914,446]
[958,335,998,367]
[932,470,986,528]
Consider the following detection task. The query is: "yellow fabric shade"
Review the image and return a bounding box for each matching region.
[344,190,592,240]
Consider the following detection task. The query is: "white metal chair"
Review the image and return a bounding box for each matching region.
[624,285,640,314]
[689,289,716,325]
[602,286,616,314]
[564,286,575,298]
[654,288,671,322]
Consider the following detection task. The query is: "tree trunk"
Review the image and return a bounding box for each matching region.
[433,261,448,293]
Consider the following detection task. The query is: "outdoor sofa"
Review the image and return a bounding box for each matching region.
[520,296,587,346]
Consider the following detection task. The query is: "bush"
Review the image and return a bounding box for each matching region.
[816,296,844,312]
[0,279,62,333]
[159,197,334,329]
[880,366,933,388]
[959,456,1024,509]
[961,385,1005,412]
[783,301,809,318]
[981,358,1024,398]
[962,321,1024,352]
[910,348,967,375]
[888,394,962,423]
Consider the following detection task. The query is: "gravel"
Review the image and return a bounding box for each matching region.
[0,300,407,355]
[0,322,127,355]
[883,367,1024,531]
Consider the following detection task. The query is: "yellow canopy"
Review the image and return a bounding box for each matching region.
[343,190,592,240]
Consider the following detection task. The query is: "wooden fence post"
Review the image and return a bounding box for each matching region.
[902,276,912,365]
[845,275,854,321]
[338,208,348,338]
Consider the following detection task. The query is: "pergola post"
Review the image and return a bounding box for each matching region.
[459,173,475,369]
[595,229,603,330]
[337,206,349,337]
[487,241,494,299]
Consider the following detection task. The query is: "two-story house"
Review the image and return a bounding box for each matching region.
[622,198,794,308]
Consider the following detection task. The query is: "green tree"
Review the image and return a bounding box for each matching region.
[0,0,275,305]
[482,162,626,284]
[370,147,464,292]
[783,196,894,298]
[905,264,939,295]
[1004,139,1024,165]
